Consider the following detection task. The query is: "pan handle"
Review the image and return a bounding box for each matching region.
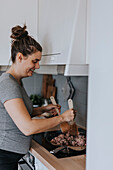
[50,146,67,154]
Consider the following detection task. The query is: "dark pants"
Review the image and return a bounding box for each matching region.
[0,149,24,170]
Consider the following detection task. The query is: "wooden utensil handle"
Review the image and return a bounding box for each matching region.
[68,99,73,109]
[68,99,78,136]
[50,96,60,115]
[68,99,74,125]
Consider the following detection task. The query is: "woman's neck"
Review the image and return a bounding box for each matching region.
[6,65,22,85]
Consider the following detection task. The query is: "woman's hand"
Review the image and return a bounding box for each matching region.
[43,104,61,116]
[61,109,77,122]
[32,104,61,117]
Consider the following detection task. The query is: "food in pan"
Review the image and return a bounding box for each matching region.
[50,132,86,147]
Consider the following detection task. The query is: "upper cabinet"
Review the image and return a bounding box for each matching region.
[38,0,76,65]
[0,0,88,76]
[0,0,38,65]
[37,0,88,76]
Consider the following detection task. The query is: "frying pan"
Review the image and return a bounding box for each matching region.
[45,128,86,151]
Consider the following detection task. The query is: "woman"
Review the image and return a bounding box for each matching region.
[0,25,75,170]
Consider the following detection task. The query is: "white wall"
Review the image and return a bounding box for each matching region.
[86,0,113,170]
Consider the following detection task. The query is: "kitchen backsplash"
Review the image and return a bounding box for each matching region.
[22,73,88,128]
[0,71,88,128]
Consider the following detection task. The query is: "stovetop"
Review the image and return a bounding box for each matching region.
[33,128,86,159]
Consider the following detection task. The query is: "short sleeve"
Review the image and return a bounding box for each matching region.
[0,79,22,104]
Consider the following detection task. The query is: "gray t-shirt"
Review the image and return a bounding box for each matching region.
[0,72,33,154]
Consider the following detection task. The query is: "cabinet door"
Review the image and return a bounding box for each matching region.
[0,0,38,65]
[38,0,78,64]
[35,158,48,170]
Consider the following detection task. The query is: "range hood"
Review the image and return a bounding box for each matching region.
[35,65,88,76]
[35,0,88,76]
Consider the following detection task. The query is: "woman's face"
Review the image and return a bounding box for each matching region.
[21,51,42,77]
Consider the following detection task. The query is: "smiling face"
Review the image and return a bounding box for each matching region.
[18,51,42,78]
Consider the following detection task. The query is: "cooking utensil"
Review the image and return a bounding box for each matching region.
[68,99,78,136]
[50,96,70,133]
[41,75,48,98]
[41,75,56,99]
[46,85,56,99]
[50,146,67,154]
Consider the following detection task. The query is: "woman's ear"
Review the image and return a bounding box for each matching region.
[16,52,23,63]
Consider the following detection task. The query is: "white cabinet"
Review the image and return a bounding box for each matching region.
[35,157,48,170]
[38,0,87,67]
[37,0,88,76]
[38,0,76,65]
[0,0,88,75]
[0,0,38,65]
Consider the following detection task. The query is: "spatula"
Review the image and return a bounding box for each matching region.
[68,99,78,136]
[50,96,70,133]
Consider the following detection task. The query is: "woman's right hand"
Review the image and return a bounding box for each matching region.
[61,109,76,122]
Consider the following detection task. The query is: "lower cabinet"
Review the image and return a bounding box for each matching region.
[34,158,48,170]
[19,152,48,170]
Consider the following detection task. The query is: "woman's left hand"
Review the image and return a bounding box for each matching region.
[43,104,61,116]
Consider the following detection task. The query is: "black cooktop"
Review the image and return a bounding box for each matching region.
[33,128,86,159]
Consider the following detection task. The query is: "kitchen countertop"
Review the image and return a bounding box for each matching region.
[30,140,86,170]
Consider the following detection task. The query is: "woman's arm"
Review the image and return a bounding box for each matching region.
[4,98,74,136]
[31,106,46,117]
[31,104,61,117]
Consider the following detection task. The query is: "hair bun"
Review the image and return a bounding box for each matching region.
[10,24,28,40]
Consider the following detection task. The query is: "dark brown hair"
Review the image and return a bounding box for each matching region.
[10,25,42,63]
